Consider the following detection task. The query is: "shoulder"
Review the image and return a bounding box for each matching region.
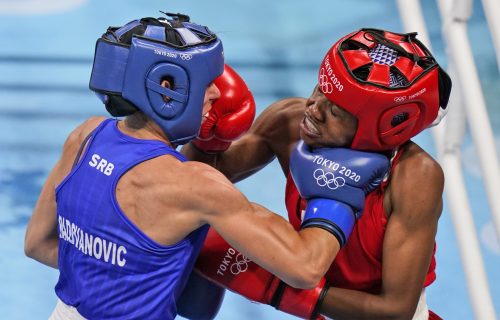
[388,141,444,217]
[181,160,235,188]
[153,158,246,218]
[182,161,251,223]
[64,116,107,148]
[52,116,108,186]
[395,142,444,187]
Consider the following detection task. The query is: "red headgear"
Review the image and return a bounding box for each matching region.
[318,28,452,151]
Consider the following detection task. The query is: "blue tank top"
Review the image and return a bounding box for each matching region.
[55,118,208,319]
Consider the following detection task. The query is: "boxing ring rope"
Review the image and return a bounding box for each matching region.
[396,0,498,319]
[480,0,500,73]
[436,0,500,248]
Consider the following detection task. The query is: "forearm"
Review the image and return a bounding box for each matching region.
[211,202,339,289]
[194,227,328,320]
[319,287,410,320]
[25,201,59,269]
[247,204,340,288]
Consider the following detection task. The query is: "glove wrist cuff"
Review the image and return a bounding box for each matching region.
[301,199,355,247]
[310,281,329,320]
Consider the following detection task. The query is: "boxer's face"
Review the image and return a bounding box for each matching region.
[300,85,357,148]
[202,82,220,117]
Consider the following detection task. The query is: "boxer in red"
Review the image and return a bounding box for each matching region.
[179,28,451,319]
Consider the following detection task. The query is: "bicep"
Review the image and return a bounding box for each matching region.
[380,161,443,313]
[25,160,62,253]
[381,202,439,297]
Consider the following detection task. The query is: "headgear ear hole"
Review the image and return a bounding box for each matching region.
[379,103,420,145]
[146,63,189,118]
[391,112,409,127]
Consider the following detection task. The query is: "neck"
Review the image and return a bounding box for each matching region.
[118,113,174,148]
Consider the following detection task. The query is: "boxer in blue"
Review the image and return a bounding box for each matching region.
[24,13,389,319]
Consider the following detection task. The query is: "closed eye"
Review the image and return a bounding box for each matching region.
[330,104,341,118]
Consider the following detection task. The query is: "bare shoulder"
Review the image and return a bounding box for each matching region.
[50,116,107,187]
[152,158,246,221]
[388,141,444,218]
[183,161,236,190]
[65,116,107,147]
[185,161,244,203]
[395,142,444,186]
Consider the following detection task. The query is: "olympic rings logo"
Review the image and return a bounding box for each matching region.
[319,68,333,94]
[313,168,345,190]
[180,54,192,60]
[394,96,407,103]
[230,253,251,275]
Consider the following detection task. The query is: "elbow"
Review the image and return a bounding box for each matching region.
[397,305,420,320]
[24,237,36,259]
[282,250,331,289]
[24,242,36,259]
[24,232,39,259]
[284,267,324,289]
[381,301,419,320]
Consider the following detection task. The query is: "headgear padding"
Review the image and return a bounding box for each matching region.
[318,28,452,151]
[89,14,224,144]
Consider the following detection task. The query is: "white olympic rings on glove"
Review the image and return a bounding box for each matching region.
[314,168,345,190]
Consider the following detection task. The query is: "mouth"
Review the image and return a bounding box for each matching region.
[300,115,320,137]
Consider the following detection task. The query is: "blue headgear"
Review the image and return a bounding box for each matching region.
[89,14,224,144]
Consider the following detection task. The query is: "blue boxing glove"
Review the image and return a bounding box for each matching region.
[290,140,389,247]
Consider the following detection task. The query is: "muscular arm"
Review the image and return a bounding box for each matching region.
[24,117,105,268]
[184,162,340,289]
[318,145,444,319]
[182,98,304,182]
[24,159,61,269]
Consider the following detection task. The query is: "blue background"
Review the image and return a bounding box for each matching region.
[0,0,498,319]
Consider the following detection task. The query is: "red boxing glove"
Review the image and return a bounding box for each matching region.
[191,64,256,153]
[195,228,328,319]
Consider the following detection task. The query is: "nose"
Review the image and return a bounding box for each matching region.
[305,94,324,122]
[209,82,221,100]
